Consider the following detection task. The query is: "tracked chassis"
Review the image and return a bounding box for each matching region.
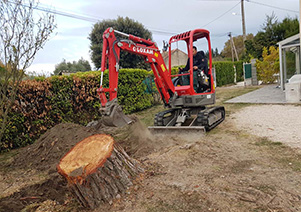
[148,106,225,133]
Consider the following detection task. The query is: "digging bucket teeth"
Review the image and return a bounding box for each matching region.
[101,99,132,127]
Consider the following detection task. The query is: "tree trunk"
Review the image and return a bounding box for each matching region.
[57,134,144,209]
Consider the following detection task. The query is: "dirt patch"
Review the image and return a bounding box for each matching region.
[2,104,301,212]
[98,121,301,212]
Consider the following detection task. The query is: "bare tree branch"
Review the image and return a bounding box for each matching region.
[0,0,56,143]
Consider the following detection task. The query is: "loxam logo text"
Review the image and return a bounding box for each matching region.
[132,47,153,54]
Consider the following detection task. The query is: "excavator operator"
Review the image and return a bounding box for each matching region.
[178,46,209,92]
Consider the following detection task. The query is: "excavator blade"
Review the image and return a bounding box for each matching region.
[148,126,205,134]
[101,99,132,127]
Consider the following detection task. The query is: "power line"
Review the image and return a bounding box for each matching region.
[6,0,178,36]
[247,0,298,13]
[202,1,241,27]
[5,0,238,41]
[6,0,100,22]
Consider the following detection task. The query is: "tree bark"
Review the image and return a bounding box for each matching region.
[57,134,144,209]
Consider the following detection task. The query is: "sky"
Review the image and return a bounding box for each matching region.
[26,0,299,76]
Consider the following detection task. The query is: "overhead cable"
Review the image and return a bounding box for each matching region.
[202,1,241,27]
[247,0,298,13]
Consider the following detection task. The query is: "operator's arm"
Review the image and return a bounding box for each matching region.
[181,58,190,72]
[195,52,208,75]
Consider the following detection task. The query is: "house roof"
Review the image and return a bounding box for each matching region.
[161,48,187,60]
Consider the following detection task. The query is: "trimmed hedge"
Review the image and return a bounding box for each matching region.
[170,62,243,86]
[0,69,152,152]
[234,61,244,82]
[213,61,235,86]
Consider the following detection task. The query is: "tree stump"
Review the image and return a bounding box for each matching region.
[57,134,144,209]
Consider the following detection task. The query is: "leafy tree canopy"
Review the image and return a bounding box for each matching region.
[245,14,299,59]
[221,34,254,60]
[89,16,152,70]
[54,58,91,75]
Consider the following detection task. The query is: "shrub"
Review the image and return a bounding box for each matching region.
[256,46,279,83]
[213,61,235,86]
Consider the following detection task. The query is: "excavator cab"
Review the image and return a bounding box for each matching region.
[168,29,215,104]
[150,29,225,132]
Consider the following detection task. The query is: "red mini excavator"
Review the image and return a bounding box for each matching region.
[97,27,225,132]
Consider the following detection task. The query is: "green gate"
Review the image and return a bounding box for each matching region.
[244,63,252,79]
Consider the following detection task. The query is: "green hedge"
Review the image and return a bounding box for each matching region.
[0,69,152,152]
[170,62,243,86]
[213,61,235,86]
[234,61,243,82]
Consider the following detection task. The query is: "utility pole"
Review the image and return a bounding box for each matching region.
[229,33,234,62]
[299,0,301,47]
[228,32,239,62]
[241,0,246,42]
[299,0,301,72]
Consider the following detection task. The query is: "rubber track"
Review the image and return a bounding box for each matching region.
[154,109,175,126]
[197,106,225,131]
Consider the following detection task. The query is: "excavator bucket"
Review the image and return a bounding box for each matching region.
[101,99,132,127]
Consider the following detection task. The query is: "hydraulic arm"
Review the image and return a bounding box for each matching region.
[97,27,175,108]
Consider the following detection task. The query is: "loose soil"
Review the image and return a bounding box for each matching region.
[1,90,301,212]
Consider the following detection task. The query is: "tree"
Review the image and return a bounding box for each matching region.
[221,34,254,59]
[89,17,152,70]
[54,58,91,75]
[256,46,279,83]
[0,0,55,143]
[205,48,223,61]
[245,15,299,59]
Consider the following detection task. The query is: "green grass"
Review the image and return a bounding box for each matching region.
[215,86,261,104]
[278,157,301,172]
[253,137,301,172]
[135,104,164,126]
[254,137,283,147]
[0,149,18,166]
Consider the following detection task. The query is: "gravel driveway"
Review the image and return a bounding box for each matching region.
[231,105,301,149]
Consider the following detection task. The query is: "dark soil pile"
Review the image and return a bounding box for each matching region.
[13,123,100,174]
[12,118,156,174]
[1,118,157,211]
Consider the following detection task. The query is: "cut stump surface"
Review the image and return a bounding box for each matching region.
[57,134,144,209]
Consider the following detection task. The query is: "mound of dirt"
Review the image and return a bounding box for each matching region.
[12,123,99,174]
[4,119,158,212]
[12,118,154,173]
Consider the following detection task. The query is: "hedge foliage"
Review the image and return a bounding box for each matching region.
[0,69,152,152]
[1,62,242,152]
[170,61,243,86]
[234,61,244,82]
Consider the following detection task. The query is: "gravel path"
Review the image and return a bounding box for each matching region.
[231,105,301,149]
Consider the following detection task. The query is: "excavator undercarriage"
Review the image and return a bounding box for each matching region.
[148,106,225,133]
